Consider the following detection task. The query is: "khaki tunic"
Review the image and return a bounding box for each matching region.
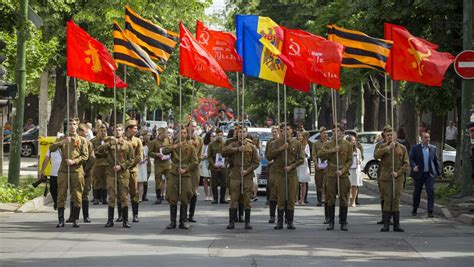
[265,138,278,202]
[318,138,353,207]
[91,137,109,190]
[312,139,328,194]
[374,142,409,211]
[187,135,203,194]
[49,134,89,208]
[148,138,172,188]
[208,139,227,188]
[124,135,142,203]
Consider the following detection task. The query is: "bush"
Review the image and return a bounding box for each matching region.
[0,176,46,204]
[435,182,461,201]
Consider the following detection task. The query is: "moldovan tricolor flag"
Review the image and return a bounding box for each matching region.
[66,20,127,88]
[196,20,242,72]
[179,21,234,91]
[384,23,454,86]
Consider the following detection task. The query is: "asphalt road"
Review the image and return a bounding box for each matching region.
[0,179,473,267]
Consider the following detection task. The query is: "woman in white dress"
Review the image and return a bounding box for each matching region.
[138,135,149,202]
[347,135,363,207]
[296,131,310,205]
[200,132,213,201]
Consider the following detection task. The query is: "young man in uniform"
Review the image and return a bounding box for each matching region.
[186,120,203,223]
[374,127,409,232]
[207,129,228,204]
[312,127,328,219]
[267,124,304,230]
[97,124,134,228]
[148,127,172,204]
[124,120,143,223]
[318,123,353,231]
[91,124,109,205]
[162,126,198,230]
[265,126,279,223]
[49,118,89,228]
[78,124,95,223]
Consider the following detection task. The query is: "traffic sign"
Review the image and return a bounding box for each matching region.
[454,50,474,79]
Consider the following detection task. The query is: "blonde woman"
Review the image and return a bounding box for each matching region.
[296,131,310,205]
[347,135,363,207]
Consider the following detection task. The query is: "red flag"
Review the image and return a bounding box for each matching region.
[196,20,242,72]
[384,23,454,87]
[282,28,344,89]
[179,22,234,91]
[66,20,127,88]
[105,74,128,89]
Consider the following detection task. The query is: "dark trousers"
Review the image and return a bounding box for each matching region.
[412,172,435,212]
[49,176,58,204]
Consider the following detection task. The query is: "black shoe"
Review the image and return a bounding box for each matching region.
[244,209,252,230]
[65,201,74,223]
[101,189,108,204]
[154,189,161,204]
[219,200,229,204]
[132,202,139,223]
[105,207,114,227]
[226,208,236,229]
[72,207,81,228]
[286,209,295,230]
[53,202,58,210]
[188,195,197,223]
[56,208,65,228]
[340,206,348,231]
[122,207,131,228]
[274,209,284,230]
[326,205,335,230]
[323,203,330,224]
[167,205,177,229]
[82,201,91,223]
[93,190,100,205]
[142,182,148,201]
[411,208,417,216]
[427,212,434,218]
[380,211,390,232]
[211,200,218,204]
[393,212,405,232]
[116,203,123,222]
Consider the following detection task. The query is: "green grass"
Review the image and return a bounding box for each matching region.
[0,176,47,204]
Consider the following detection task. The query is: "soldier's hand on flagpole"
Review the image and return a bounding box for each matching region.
[335,170,342,176]
[62,137,71,145]
[113,165,121,172]
[65,159,75,166]
[240,170,247,176]
[389,142,396,149]
[281,143,289,150]
[392,172,398,178]
[333,146,340,153]
[284,166,292,172]
[179,168,187,174]
[110,138,117,145]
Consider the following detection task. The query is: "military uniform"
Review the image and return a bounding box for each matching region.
[81,139,94,222]
[91,137,109,204]
[374,141,385,224]
[187,135,203,222]
[207,137,227,204]
[374,142,409,232]
[162,140,198,229]
[265,137,278,223]
[318,137,353,231]
[223,137,244,222]
[49,134,89,228]
[124,133,143,222]
[312,139,328,206]
[267,137,304,230]
[148,137,172,204]
[222,139,259,229]
[97,139,134,228]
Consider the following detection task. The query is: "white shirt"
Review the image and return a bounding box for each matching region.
[46,149,62,177]
[446,126,457,141]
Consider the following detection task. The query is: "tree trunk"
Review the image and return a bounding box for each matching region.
[399,96,418,148]
[430,112,444,164]
[47,67,77,135]
[363,81,380,131]
[318,91,332,128]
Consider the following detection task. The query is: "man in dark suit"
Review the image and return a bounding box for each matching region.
[409,132,442,218]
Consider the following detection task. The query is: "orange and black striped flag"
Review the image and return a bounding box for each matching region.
[113,21,162,85]
[125,6,178,64]
[327,24,393,72]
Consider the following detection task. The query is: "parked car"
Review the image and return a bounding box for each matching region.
[3,126,39,157]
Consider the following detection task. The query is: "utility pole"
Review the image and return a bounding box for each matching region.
[8,0,28,186]
[459,0,473,196]
[357,81,365,131]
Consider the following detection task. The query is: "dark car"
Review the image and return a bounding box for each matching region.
[3,126,39,157]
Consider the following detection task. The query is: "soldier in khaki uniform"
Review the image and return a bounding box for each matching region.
[374,131,388,225]
[186,120,203,223]
[91,124,109,205]
[97,124,134,228]
[207,129,228,204]
[374,127,409,232]
[78,124,95,223]
[124,120,143,223]
[265,126,279,223]
[312,127,329,224]
[148,127,171,204]
[162,127,198,230]
[49,118,89,228]
[267,124,304,230]
[222,126,260,230]
[318,124,353,231]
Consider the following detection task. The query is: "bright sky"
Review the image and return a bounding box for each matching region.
[205,0,226,16]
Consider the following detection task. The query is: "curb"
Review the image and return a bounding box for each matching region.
[15,195,52,213]
[0,203,21,212]
[457,214,474,224]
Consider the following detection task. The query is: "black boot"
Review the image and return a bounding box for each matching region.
[82,201,91,223]
[211,186,218,204]
[244,209,252,229]
[101,189,108,204]
[105,207,114,227]
[72,206,81,228]
[316,191,322,206]
[226,208,236,229]
[393,212,405,232]
[179,204,190,229]
[274,209,284,230]
[93,190,100,205]
[268,200,276,223]
[323,203,330,224]
[122,206,131,228]
[188,195,197,223]
[155,189,162,204]
[50,177,58,210]
[132,202,139,223]
[326,205,335,230]
[287,209,296,230]
[56,207,65,228]
[238,202,244,222]
[66,201,74,223]
[219,187,228,204]
[377,200,384,224]
[116,202,123,222]
[167,205,177,229]
[142,182,149,201]
[381,211,390,232]
[340,206,348,231]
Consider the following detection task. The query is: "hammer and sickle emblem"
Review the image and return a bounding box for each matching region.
[84,41,102,73]
[198,31,210,45]
[407,37,431,76]
[288,38,301,56]
[180,37,191,50]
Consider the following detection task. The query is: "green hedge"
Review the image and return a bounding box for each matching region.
[0,176,46,204]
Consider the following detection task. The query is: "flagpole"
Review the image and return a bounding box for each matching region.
[277,83,280,124]
[66,76,70,209]
[123,65,127,125]
[113,74,118,204]
[284,84,288,208]
[331,89,340,199]
[384,74,388,126]
[241,74,245,195]
[391,78,395,211]
[179,75,182,198]
[73,78,78,120]
[236,72,239,123]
